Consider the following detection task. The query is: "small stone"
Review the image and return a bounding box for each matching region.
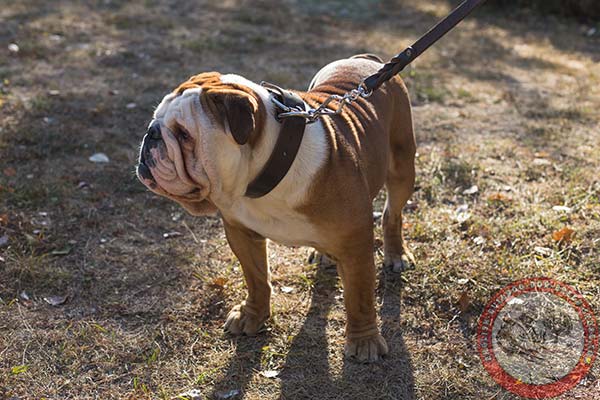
[44,295,68,306]
[126,102,137,109]
[455,204,470,223]
[260,370,280,378]
[534,246,552,256]
[8,43,19,53]
[177,389,202,400]
[473,236,486,245]
[532,158,551,166]
[163,231,183,239]
[462,185,479,195]
[89,153,109,163]
[552,205,572,213]
[214,389,241,400]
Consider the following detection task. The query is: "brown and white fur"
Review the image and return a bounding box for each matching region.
[136,55,416,362]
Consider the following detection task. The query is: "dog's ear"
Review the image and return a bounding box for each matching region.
[206,89,258,145]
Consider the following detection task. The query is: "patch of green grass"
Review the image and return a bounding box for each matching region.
[524,105,594,122]
[440,158,477,189]
[407,69,449,104]
[10,365,28,375]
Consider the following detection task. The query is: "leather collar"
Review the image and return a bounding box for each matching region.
[244,84,307,198]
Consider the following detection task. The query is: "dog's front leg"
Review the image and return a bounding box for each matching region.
[222,219,271,336]
[336,237,389,363]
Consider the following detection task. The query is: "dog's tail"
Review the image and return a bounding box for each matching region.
[350,53,383,63]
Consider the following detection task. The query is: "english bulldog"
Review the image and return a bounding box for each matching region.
[136,55,416,362]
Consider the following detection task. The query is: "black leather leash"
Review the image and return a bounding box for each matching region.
[245,0,487,198]
[244,84,307,198]
[363,0,487,92]
[270,0,488,122]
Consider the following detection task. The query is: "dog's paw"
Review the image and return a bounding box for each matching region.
[224,302,269,336]
[344,333,389,363]
[384,250,415,273]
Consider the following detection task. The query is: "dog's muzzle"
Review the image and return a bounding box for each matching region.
[138,121,162,181]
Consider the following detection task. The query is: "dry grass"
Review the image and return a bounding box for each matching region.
[1,1,599,399]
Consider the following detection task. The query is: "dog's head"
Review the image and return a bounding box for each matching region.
[136,72,265,215]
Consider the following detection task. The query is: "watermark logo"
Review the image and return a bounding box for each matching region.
[477,277,598,398]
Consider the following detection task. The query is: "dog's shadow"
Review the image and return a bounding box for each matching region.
[278,264,338,399]
[278,264,416,399]
[209,333,269,399]
[210,263,415,399]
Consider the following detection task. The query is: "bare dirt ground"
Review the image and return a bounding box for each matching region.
[1,1,599,399]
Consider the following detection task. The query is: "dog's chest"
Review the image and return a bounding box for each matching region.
[226,200,320,247]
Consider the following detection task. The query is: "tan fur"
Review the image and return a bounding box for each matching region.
[136,55,416,363]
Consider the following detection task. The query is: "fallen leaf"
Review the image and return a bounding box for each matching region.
[488,193,511,203]
[3,167,16,176]
[260,370,280,379]
[552,227,575,243]
[458,291,470,313]
[0,214,8,225]
[212,277,228,288]
[280,286,294,293]
[462,185,479,195]
[10,365,27,375]
[89,153,110,163]
[43,295,68,306]
[50,247,72,256]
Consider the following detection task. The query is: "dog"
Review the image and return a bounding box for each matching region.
[136,54,416,362]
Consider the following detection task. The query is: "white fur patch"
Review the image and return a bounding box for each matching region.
[218,74,329,246]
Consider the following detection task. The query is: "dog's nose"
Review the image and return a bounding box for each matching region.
[147,121,162,140]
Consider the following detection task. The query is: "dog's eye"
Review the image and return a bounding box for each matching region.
[174,125,191,141]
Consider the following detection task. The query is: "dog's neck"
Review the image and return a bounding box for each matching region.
[205,74,327,217]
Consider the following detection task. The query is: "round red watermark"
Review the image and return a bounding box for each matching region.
[477,277,598,398]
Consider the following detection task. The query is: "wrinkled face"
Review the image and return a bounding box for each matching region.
[136,72,262,215]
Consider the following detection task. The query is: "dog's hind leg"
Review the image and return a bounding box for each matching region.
[383,79,416,273]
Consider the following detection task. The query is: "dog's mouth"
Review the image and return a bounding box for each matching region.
[136,131,208,200]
